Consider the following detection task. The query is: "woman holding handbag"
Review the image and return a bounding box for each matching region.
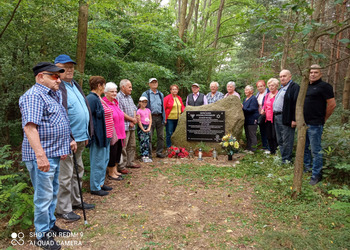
[103,82,126,181]
[261,78,279,155]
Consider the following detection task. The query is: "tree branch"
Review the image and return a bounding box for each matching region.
[0,0,22,40]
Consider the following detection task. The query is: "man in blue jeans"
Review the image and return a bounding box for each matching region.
[304,64,336,185]
[19,62,76,249]
[273,69,300,163]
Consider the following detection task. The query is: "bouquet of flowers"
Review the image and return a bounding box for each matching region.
[220,133,239,155]
[167,146,189,158]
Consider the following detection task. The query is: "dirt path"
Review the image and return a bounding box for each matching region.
[6,154,258,249]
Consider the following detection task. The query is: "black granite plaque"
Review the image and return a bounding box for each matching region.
[186,111,225,142]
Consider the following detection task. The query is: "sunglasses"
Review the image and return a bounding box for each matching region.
[42,73,60,80]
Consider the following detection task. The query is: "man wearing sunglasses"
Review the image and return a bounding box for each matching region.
[19,62,75,249]
[54,54,95,222]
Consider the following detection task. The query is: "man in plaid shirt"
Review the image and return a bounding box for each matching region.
[117,79,141,174]
[19,62,76,250]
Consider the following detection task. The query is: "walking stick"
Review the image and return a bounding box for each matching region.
[73,153,88,225]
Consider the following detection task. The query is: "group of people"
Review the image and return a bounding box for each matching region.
[20,53,335,249]
[245,68,336,190]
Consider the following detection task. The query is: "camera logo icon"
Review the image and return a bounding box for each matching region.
[11,232,25,246]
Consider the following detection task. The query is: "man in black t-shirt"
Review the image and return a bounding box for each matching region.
[303,64,336,185]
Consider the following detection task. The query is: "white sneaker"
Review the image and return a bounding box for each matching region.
[145,157,153,162]
[142,156,148,162]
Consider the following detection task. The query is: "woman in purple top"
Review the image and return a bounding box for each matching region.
[103,82,126,181]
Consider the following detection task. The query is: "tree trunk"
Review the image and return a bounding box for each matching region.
[327,4,340,84]
[178,0,188,41]
[185,0,196,31]
[342,59,350,124]
[193,0,200,44]
[332,0,347,99]
[207,0,225,82]
[202,0,212,36]
[76,1,89,87]
[292,0,322,199]
[259,33,265,68]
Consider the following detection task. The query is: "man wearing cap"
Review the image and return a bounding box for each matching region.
[304,64,336,185]
[54,54,95,222]
[141,78,166,158]
[117,79,141,172]
[19,62,75,249]
[186,83,208,106]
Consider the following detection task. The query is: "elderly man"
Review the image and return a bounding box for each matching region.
[206,81,224,104]
[273,69,300,164]
[19,62,74,249]
[304,64,336,185]
[117,79,141,172]
[141,78,166,158]
[186,83,208,106]
[54,55,95,222]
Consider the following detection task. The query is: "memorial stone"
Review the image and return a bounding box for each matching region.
[172,95,244,150]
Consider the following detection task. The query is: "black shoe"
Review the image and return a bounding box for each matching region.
[101,185,113,191]
[108,175,124,181]
[156,154,166,158]
[309,177,321,186]
[72,202,95,210]
[56,211,80,222]
[50,224,71,236]
[35,234,61,250]
[91,190,109,196]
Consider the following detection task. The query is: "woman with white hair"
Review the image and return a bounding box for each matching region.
[102,82,126,181]
[224,81,240,99]
[242,85,259,152]
[261,78,279,154]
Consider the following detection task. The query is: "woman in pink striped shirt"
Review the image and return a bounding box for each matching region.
[103,82,126,181]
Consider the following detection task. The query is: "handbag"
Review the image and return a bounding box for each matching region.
[257,114,266,125]
[110,127,118,145]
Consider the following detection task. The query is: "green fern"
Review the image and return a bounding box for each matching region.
[329,188,350,212]
[0,145,34,231]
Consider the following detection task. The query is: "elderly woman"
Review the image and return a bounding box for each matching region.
[86,76,113,196]
[103,82,126,180]
[242,85,259,152]
[164,84,185,148]
[255,80,269,150]
[224,81,240,99]
[261,78,279,154]
[206,81,224,104]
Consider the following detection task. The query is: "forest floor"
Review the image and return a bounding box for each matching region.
[3,151,350,249]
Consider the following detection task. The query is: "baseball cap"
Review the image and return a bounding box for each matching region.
[139,96,148,102]
[33,62,65,76]
[192,83,200,87]
[149,78,158,83]
[54,54,77,64]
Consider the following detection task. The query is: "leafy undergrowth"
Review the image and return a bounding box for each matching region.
[238,152,350,249]
[1,152,349,249]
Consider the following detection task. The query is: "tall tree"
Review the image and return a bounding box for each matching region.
[207,0,225,82]
[76,0,89,87]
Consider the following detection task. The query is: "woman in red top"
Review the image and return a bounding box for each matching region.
[261,78,279,154]
[163,84,185,148]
